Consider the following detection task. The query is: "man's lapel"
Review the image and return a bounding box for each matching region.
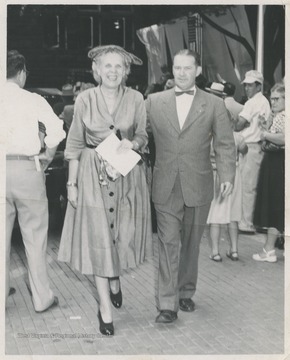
[181,88,206,132]
[163,89,181,134]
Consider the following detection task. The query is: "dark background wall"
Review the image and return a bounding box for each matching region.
[7,5,285,90]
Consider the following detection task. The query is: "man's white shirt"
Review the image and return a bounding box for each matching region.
[175,86,196,130]
[239,92,271,143]
[4,82,66,156]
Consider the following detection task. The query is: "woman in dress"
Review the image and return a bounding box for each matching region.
[253,83,285,262]
[207,118,248,262]
[58,45,152,335]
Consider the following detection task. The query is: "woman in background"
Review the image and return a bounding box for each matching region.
[207,116,248,262]
[253,83,285,263]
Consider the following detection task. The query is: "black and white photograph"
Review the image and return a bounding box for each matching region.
[2,1,288,358]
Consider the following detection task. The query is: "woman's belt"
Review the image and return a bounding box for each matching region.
[86,144,97,149]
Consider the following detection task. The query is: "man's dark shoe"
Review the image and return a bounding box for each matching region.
[155,310,177,323]
[179,298,195,312]
[8,287,16,296]
[36,296,59,313]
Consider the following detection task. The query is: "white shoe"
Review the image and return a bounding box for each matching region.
[252,248,277,263]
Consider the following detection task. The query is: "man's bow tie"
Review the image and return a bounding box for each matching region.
[175,90,195,96]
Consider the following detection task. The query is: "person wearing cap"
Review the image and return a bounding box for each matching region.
[4,50,66,312]
[58,45,152,336]
[146,49,236,324]
[235,70,271,233]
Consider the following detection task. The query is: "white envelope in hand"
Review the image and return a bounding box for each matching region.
[95,133,141,176]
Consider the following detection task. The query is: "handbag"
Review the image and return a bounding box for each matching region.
[275,235,284,250]
[261,140,284,152]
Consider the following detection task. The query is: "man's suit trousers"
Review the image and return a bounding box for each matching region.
[154,174,210,312]
[6,159,55,311]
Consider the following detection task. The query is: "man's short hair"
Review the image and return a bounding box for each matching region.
[7,50,26,79]
[174,49,201,66]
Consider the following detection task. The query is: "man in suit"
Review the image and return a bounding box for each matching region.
[146,49,236,323]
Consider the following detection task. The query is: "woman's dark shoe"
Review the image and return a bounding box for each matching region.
[110,280,122,309]
[98,310,114,336]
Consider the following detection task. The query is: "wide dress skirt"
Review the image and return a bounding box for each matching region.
[58,148,153,277]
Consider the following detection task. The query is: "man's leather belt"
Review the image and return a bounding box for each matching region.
[6,155,32,160]
[86,144,97,149]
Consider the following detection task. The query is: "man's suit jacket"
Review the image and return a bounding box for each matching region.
[146,87,236,207]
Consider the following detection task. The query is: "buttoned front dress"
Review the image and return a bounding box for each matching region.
[58,86,152,277]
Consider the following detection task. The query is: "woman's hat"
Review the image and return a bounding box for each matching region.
[88,45,143,66]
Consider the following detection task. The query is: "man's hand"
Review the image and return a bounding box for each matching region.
[220,182,233,197]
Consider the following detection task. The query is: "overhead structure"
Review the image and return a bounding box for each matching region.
[255,5,264,75]
[137,14,202,85]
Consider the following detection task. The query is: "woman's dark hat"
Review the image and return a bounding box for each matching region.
[88,45,143,66]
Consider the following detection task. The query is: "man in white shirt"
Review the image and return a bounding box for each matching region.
[4,50,66,312]
[235,70,271,233]
[146,49,236,323]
